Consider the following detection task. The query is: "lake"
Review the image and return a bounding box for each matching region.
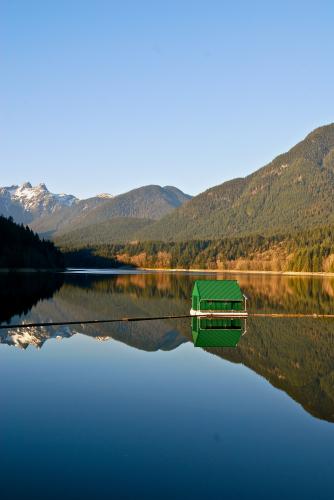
[1,270,334,499]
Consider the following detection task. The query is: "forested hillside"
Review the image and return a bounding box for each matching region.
[0,215,64,268]
[55,217,154,247]
[138,123,334,240]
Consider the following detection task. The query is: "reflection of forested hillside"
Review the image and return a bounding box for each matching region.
[0,272,63,324]
[206,317,334,422]
[72,272,334,422]
[63,272,191,301]
[239,275,334,314]
[43,273,334,422]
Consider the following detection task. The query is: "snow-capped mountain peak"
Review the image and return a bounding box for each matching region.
[9,182,78,212]
[0,182,79,223]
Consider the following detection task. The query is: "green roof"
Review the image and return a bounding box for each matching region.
[192,280,243,301]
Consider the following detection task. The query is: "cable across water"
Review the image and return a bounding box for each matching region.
[2,312,334,330]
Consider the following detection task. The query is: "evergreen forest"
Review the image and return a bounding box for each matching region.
[0,215,64,269]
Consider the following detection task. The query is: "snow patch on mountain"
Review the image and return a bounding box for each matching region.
[96,193,114,199]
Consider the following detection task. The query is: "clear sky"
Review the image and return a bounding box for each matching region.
[1,0,333,199]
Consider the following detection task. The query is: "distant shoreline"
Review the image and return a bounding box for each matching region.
[140,267,334,277]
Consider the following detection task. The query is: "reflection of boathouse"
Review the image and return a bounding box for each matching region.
[192,317,246,347]
[190,280,248,317]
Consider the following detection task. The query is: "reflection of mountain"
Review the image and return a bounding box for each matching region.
[45,277,188,352]
[2,273,188,352]
[2,271,334,422]
[86,272,334,423]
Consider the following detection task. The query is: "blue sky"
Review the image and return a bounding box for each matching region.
[1,0,333,198]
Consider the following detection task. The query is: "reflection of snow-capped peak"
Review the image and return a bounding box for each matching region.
[95,336,112,342]
[3,326,49,349]
[0,323,75,349]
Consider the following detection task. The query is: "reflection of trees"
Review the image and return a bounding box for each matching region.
[63,272,334,314]
[63,272,334,313]
[231,275,334,314]
[0,273,64,324]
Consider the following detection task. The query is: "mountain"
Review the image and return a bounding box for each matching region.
[7,122,334,248]
[31,184,192,237]
[0,182,191,238]
[137,123,334,241]
[0,182,79,224]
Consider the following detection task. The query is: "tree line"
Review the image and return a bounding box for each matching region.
[61,226,334,272]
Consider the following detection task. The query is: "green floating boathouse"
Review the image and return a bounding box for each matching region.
[190,279,248,317]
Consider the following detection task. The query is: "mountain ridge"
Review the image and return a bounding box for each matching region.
[3,123,334,246]
[0,182,192,236]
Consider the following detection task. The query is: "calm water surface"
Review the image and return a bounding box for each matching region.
[1,270,334,499]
